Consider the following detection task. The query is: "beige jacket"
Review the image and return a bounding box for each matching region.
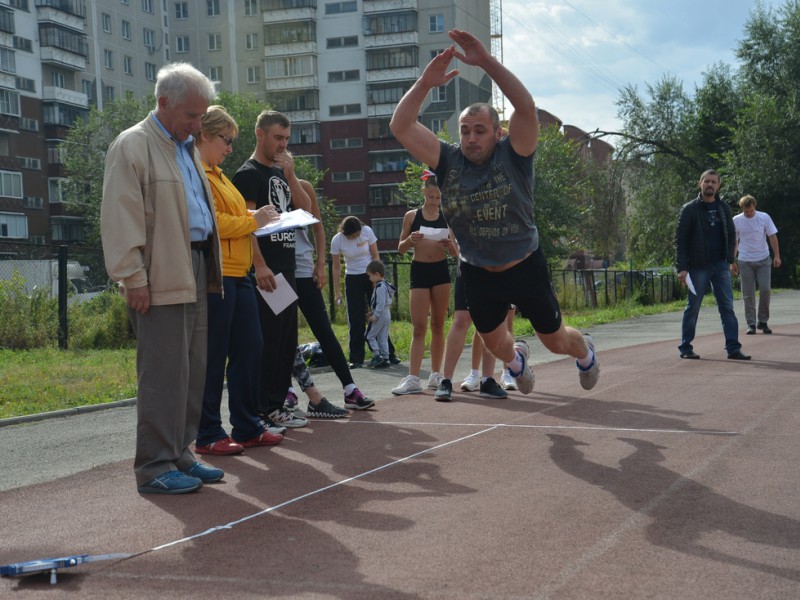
[101,113,222,304]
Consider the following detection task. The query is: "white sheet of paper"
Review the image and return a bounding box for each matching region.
[419,226,449,241]
[257,272,298,315]
[685,272,697,295]
[254,209,319,237]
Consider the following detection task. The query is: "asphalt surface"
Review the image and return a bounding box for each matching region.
[1,290,799,598]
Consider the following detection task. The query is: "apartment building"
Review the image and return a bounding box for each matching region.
[0,0,492,248]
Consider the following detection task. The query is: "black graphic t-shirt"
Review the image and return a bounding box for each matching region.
[433,137,538,268]
[232,158,296,273]
[702,200,725,262]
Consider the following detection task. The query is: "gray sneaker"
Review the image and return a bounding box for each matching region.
[577,334,600,390]
[508,340,535,395]
[479,377,508,399]
[269,407,308,428]
[434,378,453,402]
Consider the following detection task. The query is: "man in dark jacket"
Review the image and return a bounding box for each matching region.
[674,169,750,360]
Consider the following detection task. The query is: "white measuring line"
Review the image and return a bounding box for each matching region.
[147,424,502,553]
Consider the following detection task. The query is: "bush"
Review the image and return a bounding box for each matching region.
[0,274,58,349]
[68,290,135,349]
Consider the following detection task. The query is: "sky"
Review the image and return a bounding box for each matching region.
[497,0,785,135]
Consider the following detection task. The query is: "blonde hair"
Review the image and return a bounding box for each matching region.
[200,105,238,140]
[738,195,757,209]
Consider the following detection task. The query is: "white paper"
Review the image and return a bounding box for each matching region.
[685,272,697,295]
[419,226,450,241]
[257,272,298,315]
[254,209,319,237]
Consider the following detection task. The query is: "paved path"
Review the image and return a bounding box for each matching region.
[1,291,799,598]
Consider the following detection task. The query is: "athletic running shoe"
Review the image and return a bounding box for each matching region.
[367,355,390,368]
[195,436,244,456]
[306,397,349,419]
[268,407,308,428]
[500,370,517,390]
[137,471,202,495]
[427,372,444,389]
[183,461,224,483]
[283,389,299,411]
[391,375,423,396]
[344,387,375,410]
[508,340,535,395]
[434,378,453,402]
[460,371,480,392]
[259,414,287,436]
[479,377,508,399]
[577,334,600,390]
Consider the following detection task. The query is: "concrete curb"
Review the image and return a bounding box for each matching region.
[0,398,136,428]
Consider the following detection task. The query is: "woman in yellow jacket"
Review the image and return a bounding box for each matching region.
[195,106,284,455]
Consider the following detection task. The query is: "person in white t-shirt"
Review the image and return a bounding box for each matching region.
[330,216,397,368]
[732,195,781,334]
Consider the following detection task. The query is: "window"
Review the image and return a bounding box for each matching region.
[244,0,258,16]
[264,21,315,45]
[105,85,115,100]
[0,48,16,74]
[371,217,403,241]
[175,35,189,53]
[121,20,131,40]
[174,1,188,18]
[366,46,418,70]
[431,118,446,134]
[18,157,41,170]
[102,13,111,33]
[368,82,412,105]
[325,1,356,14]
[52,71,66,87]
[19,118,38,132]
[143,28,156,50]
[82,79,94,98]
[208,33,222,51]
[370,150,410,173]
[334,204,365,216]
[429,14,444,33]
[0,213,28,239]
[364,11,417,35]
[368,118,393,139]
[16,77,35,92]
[245,33,258,50]
[327,36,358,49]
[330,137,363,149]
[328,69,359,83]
[0,89,20,116]
[51,216,84,242]
[124,55,133,75]
[103,49,113,69]
[246,66,260,84]
[431,85,446,102]
[23,196,44,209]
[12,36,32,53]
[265,55,314,78]
[369,185,402,207]
[206,0,220,16]
[0,171,23,198]
[208,66,221,81]
[289,123,320,144]
[331,171,364,182]
[142,0,153,14]
[145,62,157,81]
[329,103,361,116]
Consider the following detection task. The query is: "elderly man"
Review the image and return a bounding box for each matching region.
[101,63,224,494]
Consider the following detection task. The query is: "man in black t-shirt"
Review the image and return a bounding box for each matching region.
[674,169,750,360]
[232,110,311,429]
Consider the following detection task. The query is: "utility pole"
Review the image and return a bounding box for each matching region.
[490,0,506,121]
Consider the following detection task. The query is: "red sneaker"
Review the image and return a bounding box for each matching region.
[195,437,244,456]
[239,430,284,447]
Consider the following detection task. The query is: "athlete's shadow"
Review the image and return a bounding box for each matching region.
[547,433,800,581]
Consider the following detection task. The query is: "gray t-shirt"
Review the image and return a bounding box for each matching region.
[434,137,538,268]
[295,226,315,278]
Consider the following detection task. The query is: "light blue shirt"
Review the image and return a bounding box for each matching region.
[151,113,214,242]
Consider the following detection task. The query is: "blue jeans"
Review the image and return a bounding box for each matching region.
[679,260,741,356]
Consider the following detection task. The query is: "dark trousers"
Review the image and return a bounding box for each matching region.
[345,273,394,364]
[197,276,264,447]
[296,276,353,388]
[254,269,298,415]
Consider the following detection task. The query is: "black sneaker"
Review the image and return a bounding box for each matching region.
[757,322,772,334]
[434,378,453,402]
[746,325,756,335]
[259,414,288,435]
[367,356,390,368]
[389,355,401,365]
[348,362,363,369]
[344,388,375,410]
[479,377,508,399]
[306,398,349,419]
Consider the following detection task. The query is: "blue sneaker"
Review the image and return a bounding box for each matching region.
[137,471,202,495]
[183,461,224,483]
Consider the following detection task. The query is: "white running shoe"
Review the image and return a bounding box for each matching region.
[427,372,444,389]
[460,371,480,392]
[500,370,518,390]
[391,375,423,396]
[577,333,600,390]
[268,407,308,428]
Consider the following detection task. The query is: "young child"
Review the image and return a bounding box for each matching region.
[365,260,394,368]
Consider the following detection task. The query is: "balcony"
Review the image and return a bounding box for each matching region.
[264,74,319,90]
[0,72,15,89]
[363,0,417,13]
[35,2,86,32]
[42,86,88,108]
[39,46,87,70]
[262,6,315,23]
[366,65,419,83]
[264,40,317,57]
[367,104,395,118]
[280,108,319,123]
[363,30,418,49]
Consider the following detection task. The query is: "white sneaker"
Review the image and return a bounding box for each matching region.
[500,370,517,390]
[460,371,480,392]
[268,407,308,428]
[577,334,600,390]
[391,375,422,396]
[427,372,443,389]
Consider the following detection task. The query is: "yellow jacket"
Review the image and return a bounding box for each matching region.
[204,163,259,278]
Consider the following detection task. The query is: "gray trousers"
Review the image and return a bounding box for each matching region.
[738,257,772,326]
[128,250,208,485]
[366,312,391,359]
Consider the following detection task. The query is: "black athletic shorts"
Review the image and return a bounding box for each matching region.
[410,259,451,290]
